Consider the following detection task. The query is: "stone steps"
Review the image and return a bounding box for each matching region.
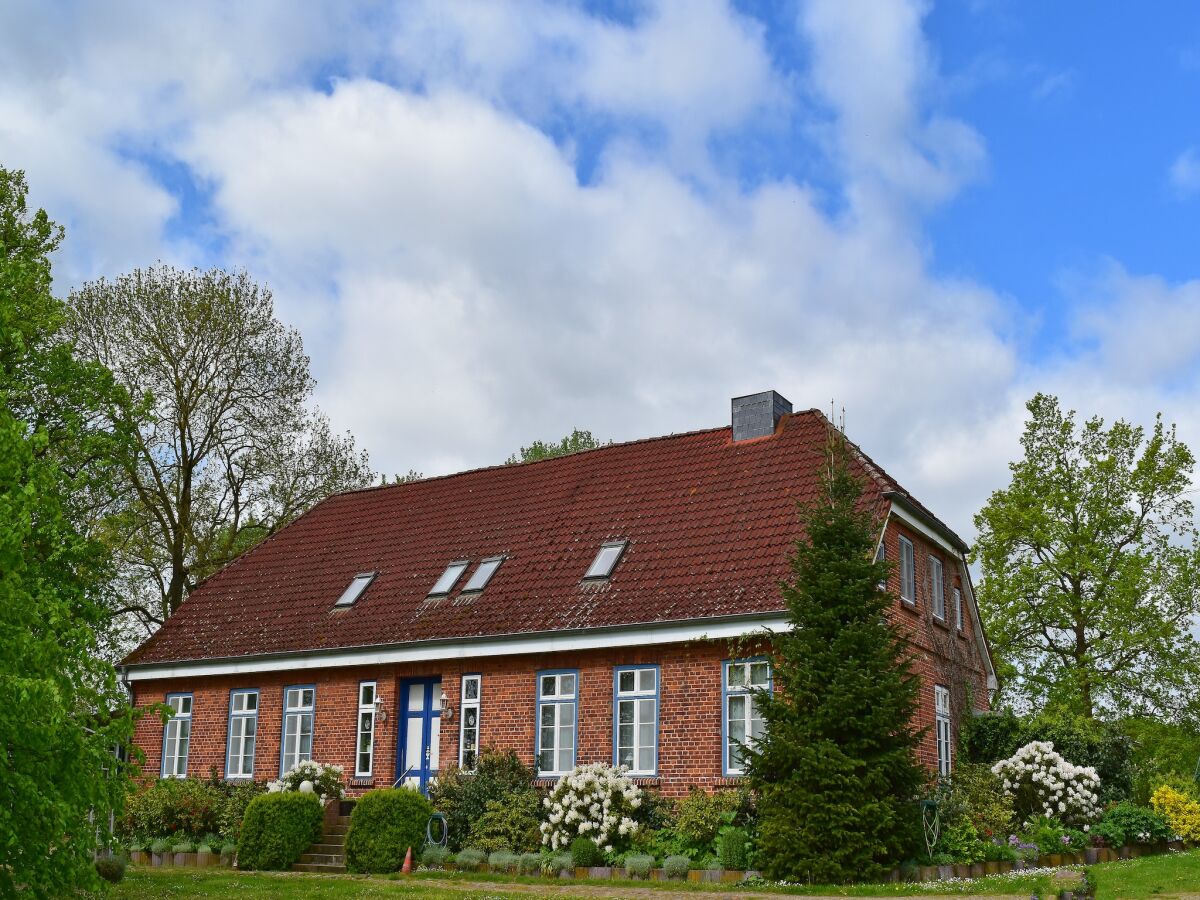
[291,802,355,874]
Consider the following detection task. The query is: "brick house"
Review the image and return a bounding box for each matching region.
[122,391,996,798]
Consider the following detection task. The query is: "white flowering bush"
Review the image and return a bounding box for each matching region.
[267,760,345,803]
[991,741,1101,827]
[539,763,643,853]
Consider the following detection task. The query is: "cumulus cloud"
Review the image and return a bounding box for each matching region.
[1170,147,1200,195]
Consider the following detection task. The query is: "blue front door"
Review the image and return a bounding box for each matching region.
[397,678,441,795]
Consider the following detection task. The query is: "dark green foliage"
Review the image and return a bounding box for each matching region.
[672,788,741,849]
[746,435,925,883]
[506,428,607,464]
[570,835,604,867]
[95,855,127,883]
[962,710,1134,804]
[467,789,543,853]
[429,748,535,850]
[344,788,433,873]
[216,779,268,843]
[121,778,225,840]
[933,762,1014,843]
[1094,802,1173,846]
[1122,717,1200,804]
[236,792,323,871]
[716,826,749,870]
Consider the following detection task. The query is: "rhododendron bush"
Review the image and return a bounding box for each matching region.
[540,763,642,852]
[991,741,1100,826]
[267,760,345,803]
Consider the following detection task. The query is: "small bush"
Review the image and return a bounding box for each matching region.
[219,842,237,859]
[345,788,433,874]
[540,763,643,853]
[171,840,194,853]
[570,834,604,867]
[267,760,345,801]
[717,826,749,870]
[197,841,213,855]
[548,851,573,874]
[518,852,541,874]
[674,788,742,848]
[625,853,653,878]
[121,778,224,840]
[1095,801,1173,846]
[488,850,519,872]
[455,847,486,870]
[236,792,323,870]
[149,838,171,854]
[217,779,267,843]
[467,790,543,853]
[430,748,535,850]
[664,855,690,879]
[992,741,1101,825]
[420,844,449,868]
[127,839,144,853]
[95,856,126,883]
[1151,784,1200,841]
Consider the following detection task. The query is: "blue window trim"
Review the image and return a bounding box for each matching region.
[355,680,377,778]
[611,664,659,777]
[721,657,772,777]
[161,692,193,779]
[458,673,483,769]
[280,683,316,777]
[534,668,579,776]
[225,688,259,780]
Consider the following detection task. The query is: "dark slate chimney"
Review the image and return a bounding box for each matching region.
[731,390,792,441]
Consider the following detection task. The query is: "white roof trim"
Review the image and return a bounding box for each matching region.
[123,614,792,682]
[887,503,962,557]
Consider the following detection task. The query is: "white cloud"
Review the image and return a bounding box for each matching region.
[1169,147,1200,195]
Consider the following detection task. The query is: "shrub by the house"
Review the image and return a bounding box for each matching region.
[430,748,534,850]
[216,779,267,843]
[121,778,224,840]
[1092,801,1173,846]
[991,741,1101,826]
[267,760,345,801]
[467,789,543,853]
[1151,784,1200,841]
[540,763,642,853]
[236,792,323,870]
[344,788,432,873]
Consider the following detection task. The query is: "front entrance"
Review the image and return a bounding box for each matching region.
[397,678,441,795]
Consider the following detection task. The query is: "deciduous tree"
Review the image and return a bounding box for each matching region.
[506,427,605,463]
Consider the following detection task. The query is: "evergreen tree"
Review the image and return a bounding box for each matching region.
[746,434,925,882]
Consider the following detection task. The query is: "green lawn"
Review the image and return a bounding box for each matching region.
[1088,850,1200,899]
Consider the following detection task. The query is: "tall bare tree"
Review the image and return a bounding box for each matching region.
[70,265,374,636]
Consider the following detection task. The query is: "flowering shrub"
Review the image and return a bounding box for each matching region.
[266,761,345,803]
[991,741,1101,826]
[1151,784,1200,841]
[539,763,643,853]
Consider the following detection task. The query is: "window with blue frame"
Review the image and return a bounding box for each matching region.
[162,693,192,778]
[614,666,657,775]
[723,659,770,776]
[281,685,315,774]
[226,690,258,778]
[536,671,577,776]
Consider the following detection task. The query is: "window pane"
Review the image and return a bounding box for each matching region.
[540,705,556,727]
[464,707,477,729]
[727,665,746,688]
[359,711,373,734]
[618,701,634,724]
[540,728,555,758]
[638,747,653,772]
[750,662,770,686]
[729,719,746,745]
[638,722,653,748]
[618,747,633,768]
[302,689,314,707]
[538,749,554,771]
[557,704,573,727]
[618,670,635,693]
[463,557,503,592]
[540,675,555,698]
[638,669,655,692]
[619,724,634,747]
[464,678,479,701]
[557,748,572,772]
[360,684,375,706]
[408,685,424,711]
[430,560,468,595]
[639,698,654,721]
[729,743,744,772]
[560,722,574,749]
[560,674,575,696]
[728,695,746,720]
[585,542,625,579]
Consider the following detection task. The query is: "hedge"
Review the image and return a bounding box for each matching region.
[236,792,323,870]
[344,788,432,873]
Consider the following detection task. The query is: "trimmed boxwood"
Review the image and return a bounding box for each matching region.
[345,788,433,873]
[236,792,323,870]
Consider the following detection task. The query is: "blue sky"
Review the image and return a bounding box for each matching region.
[1,0,1199,536]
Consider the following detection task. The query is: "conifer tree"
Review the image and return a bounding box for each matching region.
[746,433,925,882]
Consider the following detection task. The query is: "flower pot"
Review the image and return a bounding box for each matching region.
[969,863,985,878]
[220,852,235,868]
[586,867,612,880]
[952,864,970,878]
[936,865,954,881]
[175,852,196,867]
[983,861,1000,875]
[1046,853,1063,867]
[196,850,212,867]
[720,870,743,883]
[1084,848,1099,864]
[918,865,938,882]
[130,850,149,866]
[650,869,664,881]
[1118,845,1132,860]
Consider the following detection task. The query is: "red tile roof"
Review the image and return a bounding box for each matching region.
[123,410,948,666]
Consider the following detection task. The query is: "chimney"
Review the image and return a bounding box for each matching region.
[731,390,792,441]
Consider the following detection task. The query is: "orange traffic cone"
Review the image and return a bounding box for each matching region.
[402,846,413,874]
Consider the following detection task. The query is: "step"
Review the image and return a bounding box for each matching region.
[293,862,347,874]
[310,842,344,853]
[299,852,344,865]
[335,815,352,826]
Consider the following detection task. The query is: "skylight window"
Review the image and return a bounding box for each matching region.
[334,572,377,608]
[463,556,505,592]
[429,560,469,596]
[584,540,627,580]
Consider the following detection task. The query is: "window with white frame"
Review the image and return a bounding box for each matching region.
[460,675,481,769]
[614,666,657,775]
[930,556,945,621]
[536,671,577,776]
[356,682,376,777]
[226,690,257,778]
[162,693,192,778]
[899,536,916,605]
[281,686,315,773]
[935,685,952,777]
[875,542,887,591]
[724,659,770,776]
[954,587,963,631]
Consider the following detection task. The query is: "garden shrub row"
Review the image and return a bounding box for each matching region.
[236,792,323,870]
[345,788,433,873]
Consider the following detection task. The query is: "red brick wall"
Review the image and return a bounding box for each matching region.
[130,520,991,796]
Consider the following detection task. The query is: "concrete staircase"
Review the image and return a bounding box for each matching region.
[293,802,353,874]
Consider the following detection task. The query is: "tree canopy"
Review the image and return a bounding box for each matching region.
[973,393,1200,723]
[506,427,606,464]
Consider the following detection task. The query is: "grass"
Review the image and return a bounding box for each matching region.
[1087,849,1200,899]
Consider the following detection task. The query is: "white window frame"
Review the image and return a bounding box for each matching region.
[356,681,376,777]
[162,693,192,778]
[613,666,658,776]
[899,536,916,606]
[226,689,258,779]
[875,542,887,591]
[462,557,504,593]
[723,659,770,776]
[535,671,578,776]
[281,685,315,774]
[954,587,963,631]
[459,674,481,769]
[930,556,945,621]
[584,540,627,580]
[935,685,952,777]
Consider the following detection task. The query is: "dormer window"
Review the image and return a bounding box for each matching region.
[334,572,377,608]
[584,540,627,580]
[462,556,504,593]
[428,560,469,596]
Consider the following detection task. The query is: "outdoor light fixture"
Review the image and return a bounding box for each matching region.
[440,688,453,719]
[374,696,388,722]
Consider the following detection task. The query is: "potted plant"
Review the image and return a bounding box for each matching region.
[128,839,148,866]
[172,839,196,867]
[663,855,689,881]
[220,842,237,867]
[196,841,213,867]
[150,838,171,867]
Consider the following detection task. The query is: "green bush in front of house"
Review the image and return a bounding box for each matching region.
[429,748,534,850]
[466,789,543,853]
[121,778,225,841]
[344,787,433,873]
[236,792,323,870]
